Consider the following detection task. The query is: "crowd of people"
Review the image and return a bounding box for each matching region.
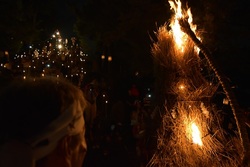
[80,74,159,167]
[0,70,160,167]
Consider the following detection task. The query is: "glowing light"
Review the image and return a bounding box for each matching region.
[101,55,105,60]
[168,0,198,53]
[58,44,62,49]
[191,123,202,146]
[179,84,185,90]
[108,56,112,62]
[223,98,229,105]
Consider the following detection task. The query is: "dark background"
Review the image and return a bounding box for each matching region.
[0,0,250,107]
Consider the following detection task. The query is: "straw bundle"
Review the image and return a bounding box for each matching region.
[149,21,243,166]
[149,102,242,167]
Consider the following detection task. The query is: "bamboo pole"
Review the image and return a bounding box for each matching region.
[179,18,250,166]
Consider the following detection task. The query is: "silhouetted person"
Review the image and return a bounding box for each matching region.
[0,77,88,167]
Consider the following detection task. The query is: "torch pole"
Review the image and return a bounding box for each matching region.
[179,18,250,166]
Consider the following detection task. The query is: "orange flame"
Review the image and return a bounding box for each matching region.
[191,122,203,146]
[168,0,198,53]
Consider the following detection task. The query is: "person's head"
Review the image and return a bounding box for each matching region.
[0,77,87,167]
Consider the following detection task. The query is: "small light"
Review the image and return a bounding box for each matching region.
[179,84,185,90]
[223,98,229,105]
[108,56,112,62]
[58,44,62,49]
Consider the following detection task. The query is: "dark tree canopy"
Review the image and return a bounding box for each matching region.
[74,0,169,76]
[0,0,58,54]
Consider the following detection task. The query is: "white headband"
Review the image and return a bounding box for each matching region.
[0,101,84,167]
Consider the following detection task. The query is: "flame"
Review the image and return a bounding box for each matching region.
[179,84,185,90]
[168,0,198,53]
[191,122,202,146]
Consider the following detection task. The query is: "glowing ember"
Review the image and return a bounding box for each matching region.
[179,84,185,90]
[168,0,198,53]
[191,123,202,146]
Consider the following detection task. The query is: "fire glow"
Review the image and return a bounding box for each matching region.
[191,122,202,146]
[169,0,198,53]
[150,0,243,165]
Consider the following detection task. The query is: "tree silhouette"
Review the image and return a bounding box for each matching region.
[74,0,169,76]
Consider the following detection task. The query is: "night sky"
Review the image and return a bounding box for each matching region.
[54,0,84,38]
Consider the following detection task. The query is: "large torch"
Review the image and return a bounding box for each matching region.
[149,0,246,166]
